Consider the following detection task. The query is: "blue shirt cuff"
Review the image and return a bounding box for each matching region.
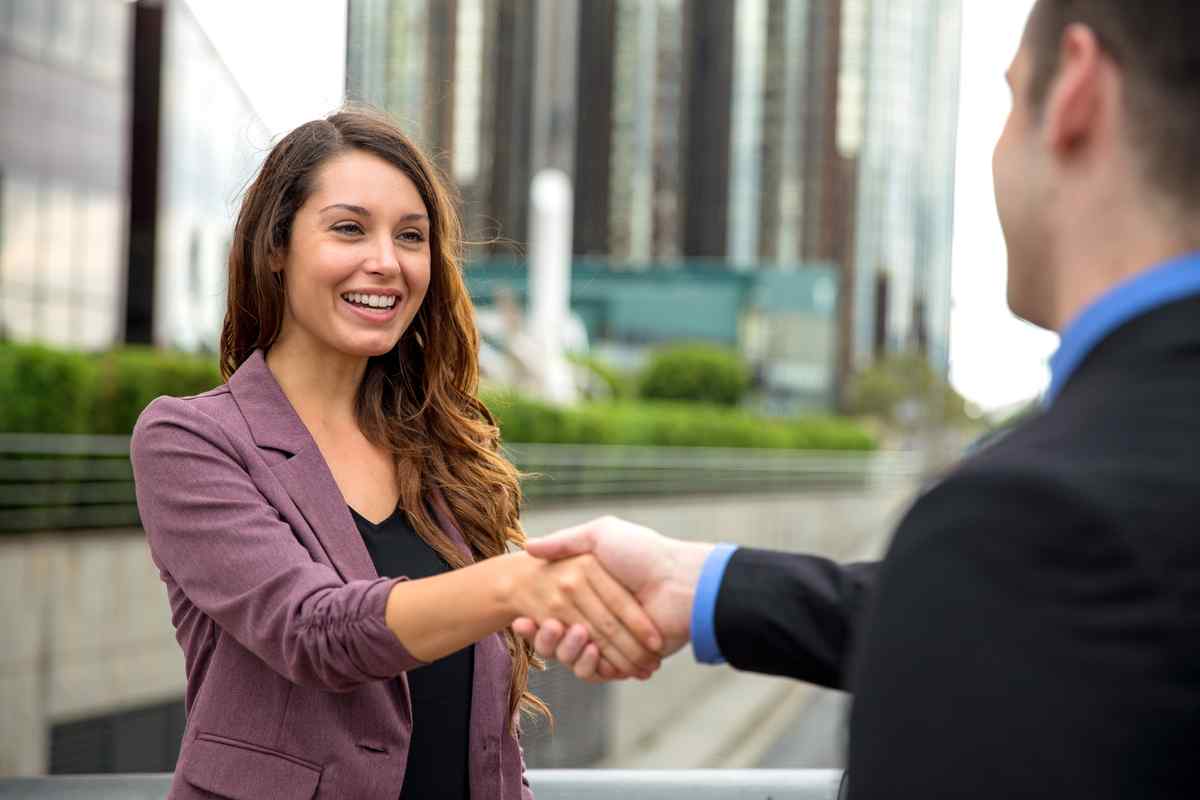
[690,544,739,664]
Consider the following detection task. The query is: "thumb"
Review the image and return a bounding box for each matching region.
[524,521,599,561]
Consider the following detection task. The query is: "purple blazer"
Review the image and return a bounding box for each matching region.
[130,350,534,799]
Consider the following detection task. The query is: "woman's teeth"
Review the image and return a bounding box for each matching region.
[342,292,397,309]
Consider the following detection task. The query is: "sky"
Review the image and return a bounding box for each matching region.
[947,0,1058,411]
[186,0,348,136]
[190,0,1056,412]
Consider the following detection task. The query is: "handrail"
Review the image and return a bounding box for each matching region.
[0,433,922,532]
[0,770,846,799]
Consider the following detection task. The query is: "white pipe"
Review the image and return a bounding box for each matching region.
[528,169,578,404]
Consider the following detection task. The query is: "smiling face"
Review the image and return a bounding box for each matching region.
[273,149,432,362]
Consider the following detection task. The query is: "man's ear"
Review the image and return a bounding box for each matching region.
[1042,23,1105,157]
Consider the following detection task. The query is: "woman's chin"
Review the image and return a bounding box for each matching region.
[333,334,403,360]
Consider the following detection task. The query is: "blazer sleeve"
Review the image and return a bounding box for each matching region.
[845,470,1152,798]
[713,548,877,688]
[130,396,424,692]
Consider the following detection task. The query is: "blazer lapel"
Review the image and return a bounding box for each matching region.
[227,350,378,583]
[274,450,379,582]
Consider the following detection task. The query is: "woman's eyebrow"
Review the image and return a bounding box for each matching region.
[320,202,371,216]
[318,204,427,224]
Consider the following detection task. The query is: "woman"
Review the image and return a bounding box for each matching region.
[130,108,661,800]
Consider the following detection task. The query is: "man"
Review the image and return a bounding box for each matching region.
[514,2,1200,796]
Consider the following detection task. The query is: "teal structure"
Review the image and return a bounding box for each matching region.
[464,260,840,408]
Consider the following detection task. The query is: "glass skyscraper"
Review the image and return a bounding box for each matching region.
[345,0,964,400]
[0,0,267,352]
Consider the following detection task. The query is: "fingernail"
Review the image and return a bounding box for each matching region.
[650,636,663,652]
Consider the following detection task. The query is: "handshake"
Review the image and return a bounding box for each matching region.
[508,516,714,682]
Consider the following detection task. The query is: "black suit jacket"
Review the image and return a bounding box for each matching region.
[714,297,1200,798]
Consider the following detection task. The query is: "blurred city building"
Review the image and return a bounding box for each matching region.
[0,0,267,353]
[346,0,962,409]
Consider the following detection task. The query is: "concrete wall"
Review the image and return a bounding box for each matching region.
[0,483,918,776]
[0,533,184,775]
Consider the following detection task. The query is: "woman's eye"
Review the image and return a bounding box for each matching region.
[333,222,363,236]
[397,230,425,244]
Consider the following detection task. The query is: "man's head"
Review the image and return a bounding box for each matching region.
[993,0,1200,329]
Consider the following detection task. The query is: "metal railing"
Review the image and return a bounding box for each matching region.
[0,434,139,531]
[509,443,920,502]
[0,433,922,532]
[0,770,846,799]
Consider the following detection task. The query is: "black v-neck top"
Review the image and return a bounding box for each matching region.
[349,504,473,800]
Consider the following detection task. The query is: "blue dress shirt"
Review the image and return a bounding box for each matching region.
[1044,250,1200,406]
[691,250,1200,665]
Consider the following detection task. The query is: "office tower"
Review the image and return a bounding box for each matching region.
[849,0,963,373]
[0,0,267,351]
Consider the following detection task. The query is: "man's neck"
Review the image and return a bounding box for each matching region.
[1050,219,1199,332]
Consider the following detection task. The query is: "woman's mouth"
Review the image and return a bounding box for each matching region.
[340,291,402,323]
[341,292,398,310]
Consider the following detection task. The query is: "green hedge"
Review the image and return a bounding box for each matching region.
[0,343,96,434]
[483,392,876,451]
[0,343,221,435]
[91,348,223,435]
[0,343,875,451]
[638,344,750,406]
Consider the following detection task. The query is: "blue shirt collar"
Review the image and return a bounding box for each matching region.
[1045,251,1200,406]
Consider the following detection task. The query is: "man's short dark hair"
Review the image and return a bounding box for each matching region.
[1027,0,1200,211]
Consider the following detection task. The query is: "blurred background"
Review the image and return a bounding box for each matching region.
[0,0,1052,780]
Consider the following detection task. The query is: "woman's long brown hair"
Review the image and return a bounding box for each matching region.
[219,107,547,732]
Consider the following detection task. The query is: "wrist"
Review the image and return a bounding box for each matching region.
[656,541,715,646]
[666,541,715,596]
[492,550,538,620]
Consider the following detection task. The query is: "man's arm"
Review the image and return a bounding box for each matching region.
[714,551,878,688]
[517,517,878,689]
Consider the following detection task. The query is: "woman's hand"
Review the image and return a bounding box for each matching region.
[503,552,663,680]
[512,618,620,681]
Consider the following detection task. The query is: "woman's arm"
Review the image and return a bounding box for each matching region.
[131,397,660,692]
[385,549,662,676]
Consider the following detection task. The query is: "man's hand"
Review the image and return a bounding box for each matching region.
[512,516,714,679]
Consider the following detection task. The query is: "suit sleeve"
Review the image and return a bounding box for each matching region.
[714,548,878,688]
[845,471,1153,799]
[130,396,424,692]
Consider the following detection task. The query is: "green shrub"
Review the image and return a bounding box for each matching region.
[91,347,222,435]
[846,352,968,426]
[0,343,96,434]
[638,344,750,406]
[0,343,874,451]
[482,393,876,451]
[567,353,635,401]
[0,343,221,435]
